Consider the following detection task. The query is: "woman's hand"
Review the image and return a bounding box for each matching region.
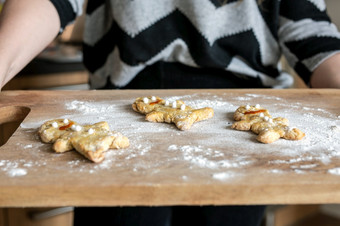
[0,0,61,90]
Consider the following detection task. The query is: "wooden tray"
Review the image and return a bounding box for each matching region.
[0,89,340,207]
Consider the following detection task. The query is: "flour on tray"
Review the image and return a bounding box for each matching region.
[0,160,27,177]
[10,93,340,180]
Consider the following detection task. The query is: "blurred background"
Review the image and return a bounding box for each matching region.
[1,0,340,91]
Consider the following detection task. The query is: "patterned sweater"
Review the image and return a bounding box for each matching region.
[51,0,340,88]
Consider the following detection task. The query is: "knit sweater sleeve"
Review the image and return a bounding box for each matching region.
[278,0,340,84]
[50,0,85,32]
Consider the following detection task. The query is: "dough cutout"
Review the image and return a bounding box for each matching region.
[231,105,305,143]
[38,119,129,163]
[132,96,214,130]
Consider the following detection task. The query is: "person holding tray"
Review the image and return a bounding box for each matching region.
[1,0,340,226]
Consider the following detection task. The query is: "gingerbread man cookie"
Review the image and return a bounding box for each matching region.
[38,119,129,163]
[231,104,305,143]
[132,96,214,130]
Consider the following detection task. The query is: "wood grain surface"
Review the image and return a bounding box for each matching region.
[0,89,340,207]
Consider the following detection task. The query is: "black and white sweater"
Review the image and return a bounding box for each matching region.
[51,0,340,88]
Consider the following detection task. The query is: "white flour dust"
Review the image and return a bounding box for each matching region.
[167,144,252,170]
[212,172,235,181]
[329,168,340,175]
[0,160,27,177]
[5,92,339,181]
[7,168,27,177]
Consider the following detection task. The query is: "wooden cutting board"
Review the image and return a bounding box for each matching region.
[0,89,340,207]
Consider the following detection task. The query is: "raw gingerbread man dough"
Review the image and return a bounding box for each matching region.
[38,119,129,163]
[231,105,305,143]
[132,96,214,130]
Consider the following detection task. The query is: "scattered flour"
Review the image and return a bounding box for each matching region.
[0,158,49,177]
[23,144,33,149]
[0,160,27,177]
[167,144,252,170]
[328,168,340,175]
[270,169,284,174]
[65,100,120,114]
[212,172,234,181]
[7,168,27,177]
